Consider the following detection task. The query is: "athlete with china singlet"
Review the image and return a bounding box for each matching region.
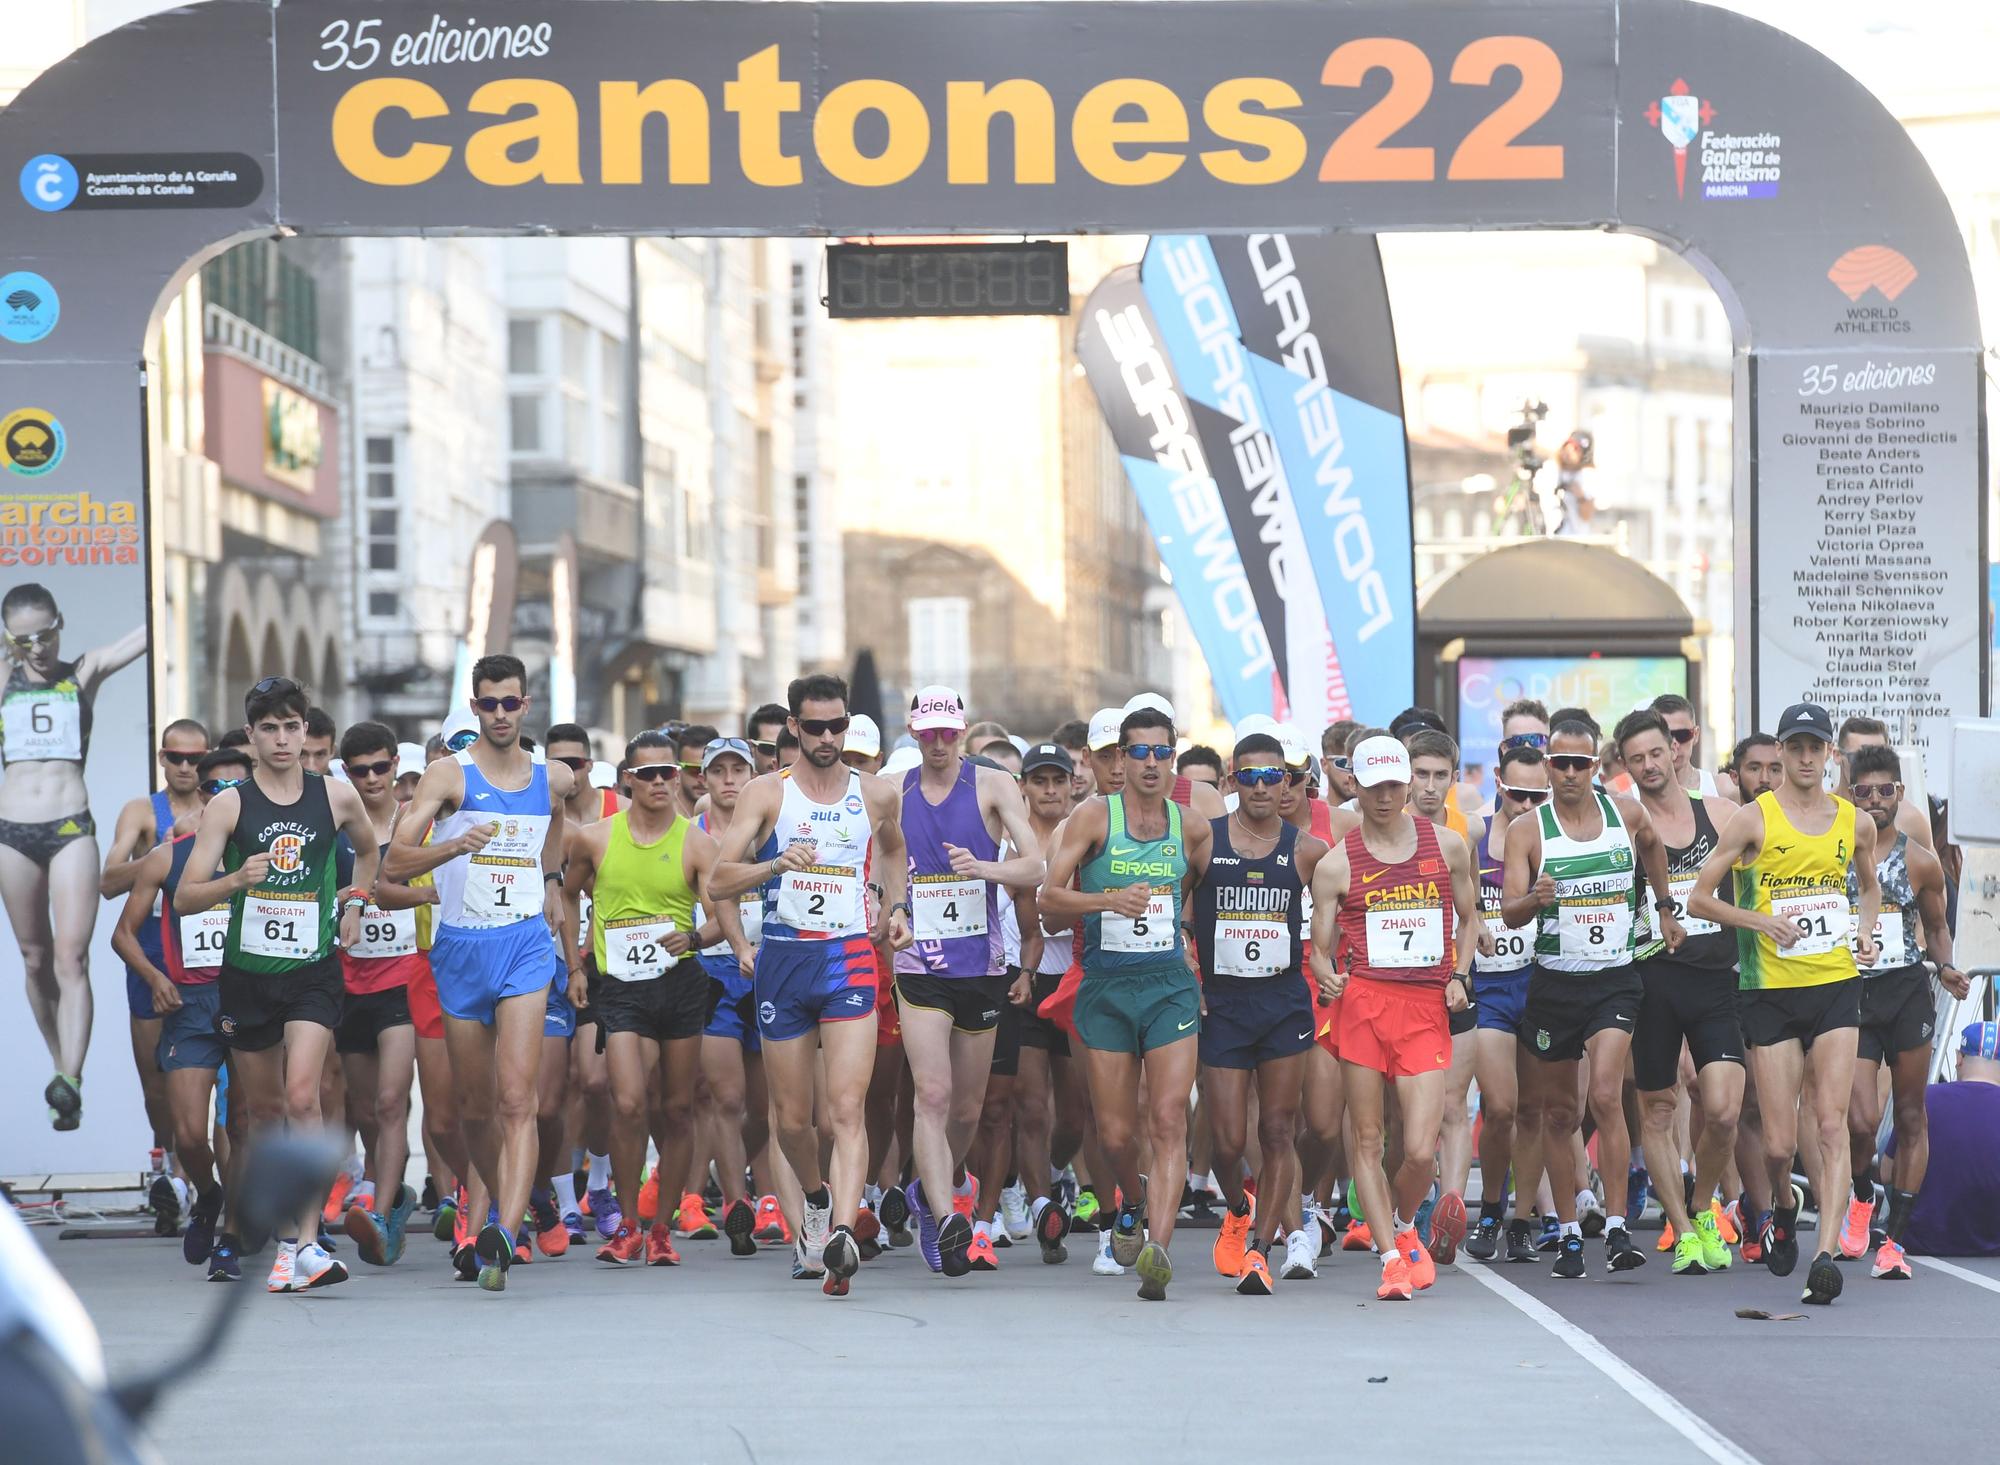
[1838,743,1965,1282]
[1195,731,1328,1295]
[326,722,424,1269]
[110,746,253,1278]
[1616,708,1746,1277]
[891,685,1045,1278]
[1310,735,1481,1302]
[1038,704,1214,1302]
[174,676,381,1293]
[708,673,911,1298]
[690,737,783,1257]
[385,656,575,1293]
[566,731,726,1270]
[1684,701,1878,1307]
[546,721,615,1245]
[0,582,147,1131]
[99,717,210,1217]
[1501,717,1684,1280]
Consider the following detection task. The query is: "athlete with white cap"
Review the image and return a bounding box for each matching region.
[842,714,884,775]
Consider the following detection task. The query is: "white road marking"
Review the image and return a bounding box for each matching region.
[1454,1262,1760,1465]
[1913,1256,2000,1295]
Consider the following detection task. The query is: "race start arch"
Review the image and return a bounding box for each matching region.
[0,0,1986,1164]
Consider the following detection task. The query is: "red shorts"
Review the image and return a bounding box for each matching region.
[1336,976,1449,1078]
[1035,961,1084,1043]
[408,961,445,1042]
[1308,974,1340,1057]
[873,941,901,1043]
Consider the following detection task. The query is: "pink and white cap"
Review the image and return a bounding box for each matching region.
[909,685,967,733]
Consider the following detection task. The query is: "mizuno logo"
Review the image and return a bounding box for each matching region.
[1771,844,1792,854]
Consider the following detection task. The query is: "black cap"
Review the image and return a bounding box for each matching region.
[1774,702,1835,744]
[1022,742,1074,777]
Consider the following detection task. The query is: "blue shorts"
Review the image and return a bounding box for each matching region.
[1198,975,1315,1070]
[545,982,576,1040]
[701,953,760,1053]
[157,983,225,1072]
[753,936,877,1043]
[430,920,557,1025]
[126,965,158,1021]
[215,1061,229,1127]
[1473,965,1533,1035]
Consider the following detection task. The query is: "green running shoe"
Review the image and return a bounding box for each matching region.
[1694,1209,1733,1271]
[1073,1189,1101,1227]
[1135,1241,1173,1301]
[1671,1232,1708,1275]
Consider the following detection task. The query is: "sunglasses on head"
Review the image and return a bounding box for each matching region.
[347,758,394,778]
[200,776,246,796]
[1235,766,1287,787]
[473,695,526,713]
[1501,732,1549,752]
[1851,781,1899,800]
[160,749,206,767]
[249,675,298,697]
[629,764,678,783]
[1668,727,1697,745]
[1501,783,1551,806]
[444,729,479,753]
[1548,754,1596,773]
[797,716,850,738]
[1124,743,1175,763]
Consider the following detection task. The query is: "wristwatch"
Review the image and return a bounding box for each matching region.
[544,869,564,887]
[889,901,911,919]
[1653,895,1678,913]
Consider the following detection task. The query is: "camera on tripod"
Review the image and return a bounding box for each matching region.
[1507,399,1549,473]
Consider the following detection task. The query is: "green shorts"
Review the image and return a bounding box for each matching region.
[1074,963,1201,1055]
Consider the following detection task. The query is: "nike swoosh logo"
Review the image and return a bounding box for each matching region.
[1178,1018,1196,1031]
[1359,868,1390,884]
[1110,844,1139,857]
[1297,1030,1313,1041]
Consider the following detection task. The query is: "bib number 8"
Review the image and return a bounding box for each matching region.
[1588,923,1605,946]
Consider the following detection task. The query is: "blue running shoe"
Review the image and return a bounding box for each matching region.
[562,1209,587,1245]
[905,1178,943,1273]
[183,1185,223,1267]
[1537,1215,1560,1252]
[384,1183,417,1265]
[1626,1166,1650,1227]
[1110,1200,1145,1269]
[207,1231,242,1282]
[1414,1188,1438,1247]
[588,1186,622,1239]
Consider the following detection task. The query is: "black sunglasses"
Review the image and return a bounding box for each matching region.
[629,764,678,783]
[200,776,246,796]
[1668,727,1697,745]
[1548,754,1596,773]
[1850,781,1900,800]
[346,758,394,778]
[160,749,206,767]
[1500,783,1551,805]
[750,740,778,758]
[473,695,527,713]
[552,754,590,772]
[1235,767,1286,787]
[249,675,299,697]
[797,717,850,738]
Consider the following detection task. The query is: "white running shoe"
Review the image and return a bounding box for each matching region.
[265,1242,297,1293]
[1282,1228,1319,1280]
[802,1189,832,1266]
[999,1182,1033,1242]
[1093,1227,1127,1276]
[293,1241,348,1289]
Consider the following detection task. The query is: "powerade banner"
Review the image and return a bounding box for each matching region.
[1075,267,1279,724]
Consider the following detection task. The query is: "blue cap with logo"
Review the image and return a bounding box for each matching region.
[1961,1020,2000,1060]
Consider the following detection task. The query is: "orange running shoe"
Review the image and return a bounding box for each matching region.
[1429,1191,1467,1266]
[676,1192,718,1240]
[350,1190,375,1214]
[853,1204,882,1246]
[1657,1221,1677,1252]
[754,1194,791,1244]
[952,1173,979,1221]
[1713,1201,1741,1245]
[1236,1246,1274,1296]
[452,1191,470,1250]
[1394,1227,1436,1290]
[1342,1220,1373,1252]
[322,1172,354,1226]
[514,1237,532,1265]
[1870,1237,1912,1279]
[1377,1250,1415,1300]
[967,1230,999,1270]
[645,1221,681,1266]
[596,1222,643,1264]
[1213,1204,1253,1277]
[637,1168,660,1227]
[1839,1195,1873,1260]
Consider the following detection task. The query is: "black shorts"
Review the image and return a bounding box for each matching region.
[334,986,413,1055]
[1631,957,1744,1091]
[217,959,343,1052]
[1198,974,1315,1071]
[1449,999,1478,1037]
[991,971,1025,1077]
[1521,963,1642,1064]
[1858,964,1935,1063]
[1016,968,1072,1057]
[0,809,95,869]
[593,957,713,1043]
[1738,977,1861,1052]
[896,971,1009,1034]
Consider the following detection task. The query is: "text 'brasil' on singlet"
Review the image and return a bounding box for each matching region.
[897,756,1003,978]
[1735,791,1859,991]
[590,810,695,981]
[433,748,552,933]
[1336,816,1455,987]
[1082,793,1185,973]
[1193,816,1303,984]
[759,767,872,942]
[223,771,338,973]
[1533,790,1637,973]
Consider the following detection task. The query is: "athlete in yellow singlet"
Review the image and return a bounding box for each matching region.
[1685,702,1878,1308]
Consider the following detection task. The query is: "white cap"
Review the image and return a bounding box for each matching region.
[589,759,617,791]
[327,759,349,782]
[439,707,479,744]
[1275,721,1310,768]
[1123,691,1176,725]
[1352,735,1412,788]
[1008,733,1030,756]
[845,713,883,759]
[1087,707,1124,751]
[882,746,922,778]
[909,685,967,732]
[395,742,426,771]
[1234,713,1280,743]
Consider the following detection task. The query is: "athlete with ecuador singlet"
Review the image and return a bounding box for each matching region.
[176,675,381,1293]
[1311,734,1483,1302]
[1686,701,1879,1306]
[708,673,912,1298]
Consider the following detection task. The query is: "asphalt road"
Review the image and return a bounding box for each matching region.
[42,1218,2000,1464]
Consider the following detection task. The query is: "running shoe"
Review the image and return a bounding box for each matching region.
[1838,1194,1874,1260]
[802,1188,833,1268]
[1693,1208,1733,1272]
[1742,1208,1770,1265]
[265,1244,297,1293]
[433,1188,460,1243]
[906,1179,944,1272]
[999,1182,1032,1241]
[1766,1184,1804,1278]
[1606,1225,1646,1271]
[939,1212,975,1277]
[877,1182,910,1233]
[951,1175,979,1223]
[562,1209,587,1246]
[1466,1215,1501,1262]
[823,1225,859,1297]
[1429,1191,1467,1266]
[1552,1233,1586,1279]
[321,1172,354,1227]
[1536,1215,1560,1252]
[45,1074,81,1132]
[148,1172,183,1238]
[530,1189,569,1258]
[1870,1238,1912,1280]
[1213,1201,1253,1277]
[1035,1199,1071,1265]
[1092,1228,1126,1276]
[1134,1241,1173,1301]
[1281,1228,1317,1280]
[1072,1188,1102,1229]
[853,1202,882,1247]
[988,1212,1013,1249]
[1110,1199,1146,1269]
[643,1221,680,1265]
[588,1186,622,1239]
[384,1184,417,1266]
[1504,1219,1540,1264]
[596,1222,643,1264]
[1394,1227,1436,1290]
[451,1243,479,1281]
[1578,1190,1607,1238]
[792,1236,825,1279]
[1236,1244,1273,1296]
[637,1168,660,1227]
[1376,1250,1414,1301]
[344,1205,390,1267]
[966,1229,999,1271]
[1624,1167,1649,1227]
[1413,1190,1437,1248]
[1713,1200,1741,1245]
[183,1185,223,1267]
[1656,1222,1677,1253]
[293,1241,349,1291]
[1341,1220,1373,1253]
[676,1192,718,1240]
[754,1193,791,1245]
[1802,1250,1843,1305]
[476,1224,511,1291]
[207,1232,241,1282]
[513,1237,533,1266]
[722,1198,758,1258]
[1671,1232,1708,1275]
